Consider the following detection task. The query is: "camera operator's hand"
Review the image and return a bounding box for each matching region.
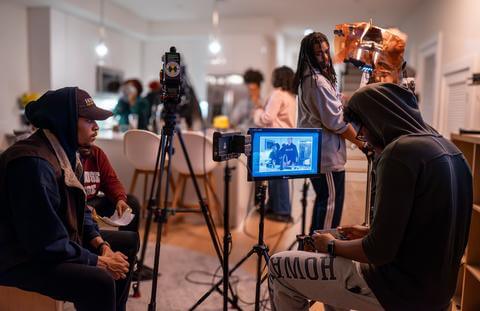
[360,142,375,157]
[311,233,336,253]
[97,253,129,280]
[337,225,370,240]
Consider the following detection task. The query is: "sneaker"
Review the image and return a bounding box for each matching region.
[265,212,293,223]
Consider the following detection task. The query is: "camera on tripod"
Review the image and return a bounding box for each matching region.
[160,46,182,105]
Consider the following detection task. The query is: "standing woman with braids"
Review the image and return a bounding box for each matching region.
[294,32,366,233]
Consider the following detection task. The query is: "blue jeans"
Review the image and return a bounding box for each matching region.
[267,179,291,216]
[309,171,345,233]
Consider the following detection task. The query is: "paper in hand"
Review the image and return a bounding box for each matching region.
[100,208,135,227]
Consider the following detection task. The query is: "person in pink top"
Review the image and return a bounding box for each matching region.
[253,66,297,222]
[253,66,296,129]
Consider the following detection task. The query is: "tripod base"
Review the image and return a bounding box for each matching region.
[190,182,270,311]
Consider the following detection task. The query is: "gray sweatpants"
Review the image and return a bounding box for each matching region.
[268,251,384,311]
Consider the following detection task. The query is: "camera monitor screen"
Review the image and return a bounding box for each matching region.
[248,128,322,181]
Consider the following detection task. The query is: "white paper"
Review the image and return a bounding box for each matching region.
[100,209,135,227]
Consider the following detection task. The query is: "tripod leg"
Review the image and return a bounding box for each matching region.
[149,134,175,311]
[287,179,310,251]
[176,129,223,261]
[364,155,373,226]
[255,249,263,311]
[133,133,167,297]
[255,182,268,311]
[176,129,242,309]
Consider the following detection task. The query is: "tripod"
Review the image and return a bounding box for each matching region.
[288,179,310,250]
[364,151,375,226]
[131,102,239,310]
[190,181,270,311]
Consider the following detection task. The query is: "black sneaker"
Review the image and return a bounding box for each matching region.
[265,213,293,223]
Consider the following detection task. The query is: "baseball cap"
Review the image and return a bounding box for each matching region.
[76,88,113,120]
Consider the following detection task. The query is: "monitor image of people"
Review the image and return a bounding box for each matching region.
[259,136,312,173]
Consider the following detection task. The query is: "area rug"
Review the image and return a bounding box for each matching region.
[66,243,270,310]
[128,243,270,310]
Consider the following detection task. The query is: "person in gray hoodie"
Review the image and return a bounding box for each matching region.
[294,32,366,233]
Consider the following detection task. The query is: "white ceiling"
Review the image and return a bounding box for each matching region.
[111,0,424,28]
[17,0,427,38]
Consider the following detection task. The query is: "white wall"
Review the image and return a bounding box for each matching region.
[400,0,480,132]
[49,8,143,95]
[401,0,480,67]
[145,17,278,101]
[207,34,275,95]
[0,1,30,148]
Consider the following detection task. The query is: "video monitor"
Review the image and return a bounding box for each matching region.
[248,128,322,181]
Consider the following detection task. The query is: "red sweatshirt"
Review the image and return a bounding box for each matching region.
[80,145,127,203]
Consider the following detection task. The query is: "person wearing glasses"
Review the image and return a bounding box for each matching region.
[293,32,366,233]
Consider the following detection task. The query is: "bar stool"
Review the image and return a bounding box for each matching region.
[170,130,221,224]
[124,130,175,217]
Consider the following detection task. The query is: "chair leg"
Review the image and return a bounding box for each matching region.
[171,175,186,209]
[169,173,176,200]
[207,172,222,225]
[129,169,139,195]
[203,175,212,214]
[142,172,150,219]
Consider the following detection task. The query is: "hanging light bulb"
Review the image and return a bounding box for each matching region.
[95,41,109,57]
[212,9,219,27]
[96,0,108,60]
[209,39,222,55]
[208,0,222,57]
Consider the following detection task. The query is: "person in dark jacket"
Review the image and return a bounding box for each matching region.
[0,87,139,311]
[268,83,472,311]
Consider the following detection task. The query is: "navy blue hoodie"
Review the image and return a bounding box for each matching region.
[0,87,99,275]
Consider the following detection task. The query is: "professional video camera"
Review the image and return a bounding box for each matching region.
[154,49,200,130]
[160,47,182,105]
[134,46,233,311]
[208,128,323,310]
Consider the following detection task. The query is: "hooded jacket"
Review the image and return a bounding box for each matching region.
[0,87,99,274]
[297,70,348,173]
[347,83,472,310]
